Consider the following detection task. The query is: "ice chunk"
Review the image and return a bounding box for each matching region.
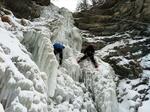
[0,103,5,112]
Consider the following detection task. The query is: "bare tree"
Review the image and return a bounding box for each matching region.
[91,0,98,5]
[76,0,88,11]
[76,0,107,11]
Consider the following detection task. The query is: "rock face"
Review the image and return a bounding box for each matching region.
[33,0,50,6]
[74,0,150,79]
[141,0,150,22]
[81,28,150,79]
[74,0,150,35]
[1,0,50,19]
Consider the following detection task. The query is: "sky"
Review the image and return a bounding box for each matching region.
[51,0,79,12]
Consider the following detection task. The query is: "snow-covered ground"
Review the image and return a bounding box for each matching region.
[0,3,118,112]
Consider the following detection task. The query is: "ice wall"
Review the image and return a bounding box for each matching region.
[0,27,48,112]
[49,67,97,112]
[52,8,82,81]
[0,4,119,112]
[80,58,119,112]
[34,5,82,81]
[0,103,4,112]
[22,30,58,97]
[21,4,83,97]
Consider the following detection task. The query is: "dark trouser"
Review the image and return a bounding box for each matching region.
[78,54,97,67]
[54,48,63,65]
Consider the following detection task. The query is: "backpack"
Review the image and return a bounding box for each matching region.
[53,43,65,49]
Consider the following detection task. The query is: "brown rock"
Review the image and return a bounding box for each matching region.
[1,15,13,25]
[73,0,150,34]
[89,15,112,23]
[33,0,50,6]
[4,0,41,19]
[142,7,150,22]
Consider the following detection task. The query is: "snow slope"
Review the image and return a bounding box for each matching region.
[0,4,118,112]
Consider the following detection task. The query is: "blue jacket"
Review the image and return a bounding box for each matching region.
[53,43,65,49]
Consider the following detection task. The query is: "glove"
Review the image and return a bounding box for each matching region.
[95,64,98,68]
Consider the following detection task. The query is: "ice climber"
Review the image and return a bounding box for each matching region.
[53,42,65,65]
[78,44,98,68]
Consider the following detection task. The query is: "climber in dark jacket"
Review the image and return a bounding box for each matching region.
[53,43,65,65]
[78,44,98,68]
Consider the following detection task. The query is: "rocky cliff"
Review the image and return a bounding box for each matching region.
[74,0,150,79]
[74,0,150,36]
[0,0,50,19]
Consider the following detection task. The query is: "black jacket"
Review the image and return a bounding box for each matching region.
[84,45,95,56]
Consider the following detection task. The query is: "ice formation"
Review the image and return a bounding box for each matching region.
[0,4,118,112]
[0,27,47,112]
[80,58,118,112]
[0,103,4,112]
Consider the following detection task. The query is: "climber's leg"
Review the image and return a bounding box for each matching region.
[59,50,63,65]
[78,55,88,63]
[54,49,58,55]
[90,55,98,68]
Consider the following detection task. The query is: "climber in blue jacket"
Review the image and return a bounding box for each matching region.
[53,42,65,65]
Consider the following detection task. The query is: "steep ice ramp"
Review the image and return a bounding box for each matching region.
[79,58,119,112]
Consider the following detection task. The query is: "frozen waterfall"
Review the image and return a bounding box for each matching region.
[0,4,119,112]
[0,103,4,112]
[79,57,119,112]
